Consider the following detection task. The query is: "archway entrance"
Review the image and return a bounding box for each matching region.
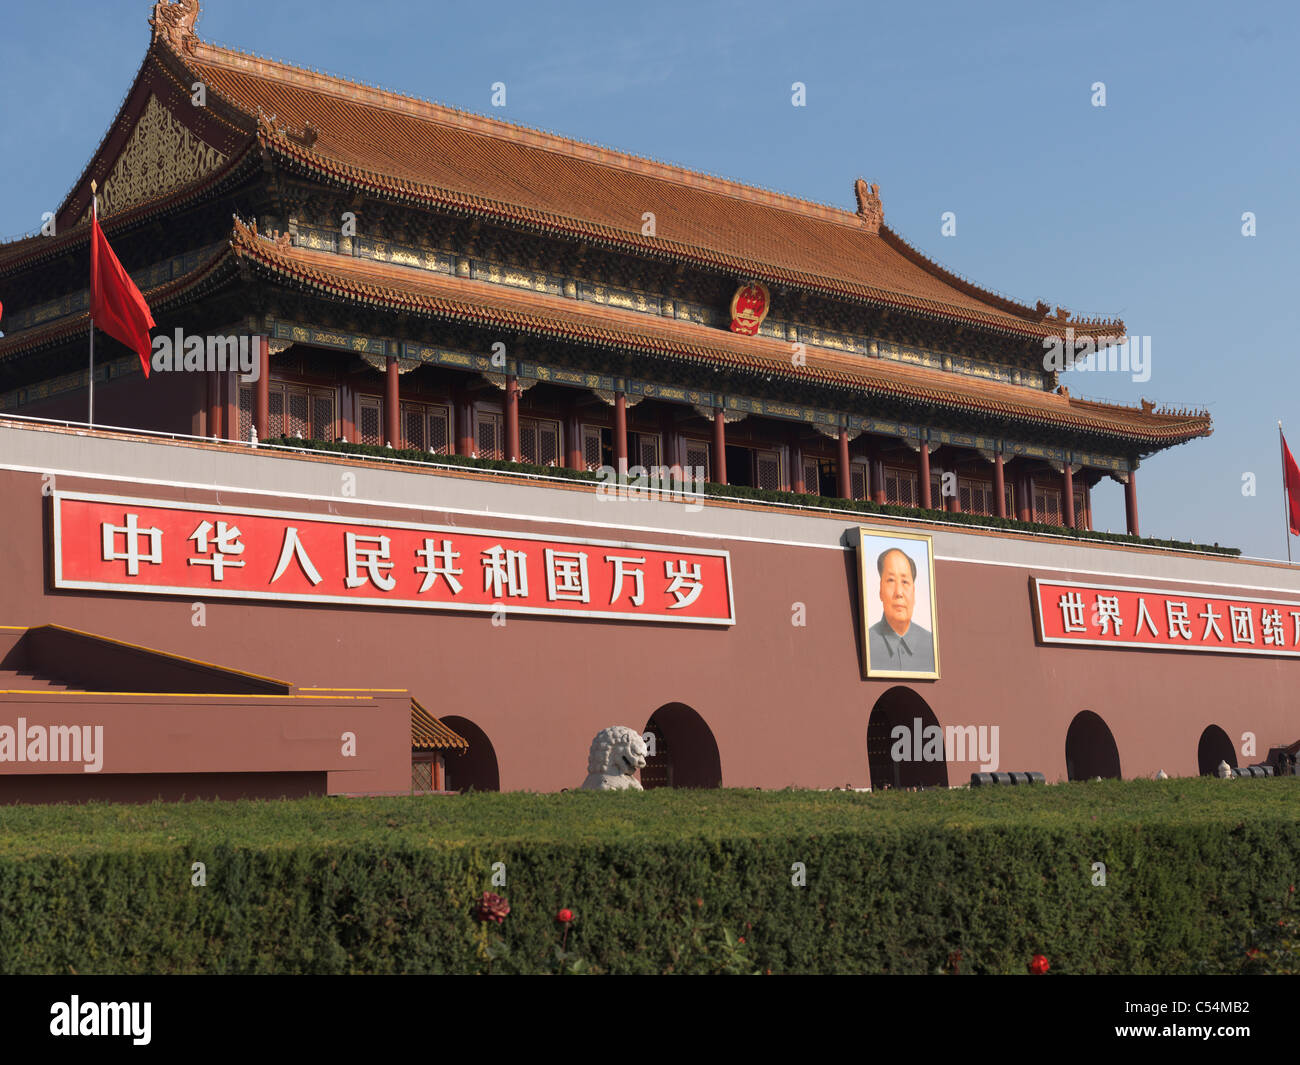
[440,716,500,792]
[641,703,722,788]
[866,687,949,790]
[1064,711,1121,781]
[1197,724,1237,776]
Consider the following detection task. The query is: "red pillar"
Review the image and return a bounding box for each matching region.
[918,443,932,509]
[384,356,400,447]
[254,336,270,443]
[790,433,805,494]
[945,460,961,513]
[1017,471,1033,523]
[993,454,1006,518]
[662,412,679,471]
[566,410,584,471]
[613,392,629,476]
[206,371,220,439]
[1063,464,1076,528]
[1125,471,1139,536]
[871,455,887,505]
[837,429,851,499]
[712,408,727,485]
[457,396,476,457]
[222,370,237,443]
[505,375,521,462]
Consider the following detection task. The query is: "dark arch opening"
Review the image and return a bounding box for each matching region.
[641,703,722,788]
[1197,724,1237,776]
[866,686,950,790]
[441,716,500,792]
[1065,710,1121,781]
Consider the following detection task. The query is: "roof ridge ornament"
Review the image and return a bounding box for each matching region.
[151,0,201,55]
[854,178,882,234]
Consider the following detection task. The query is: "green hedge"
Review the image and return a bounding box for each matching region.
[0,781,1291,974]
[266,437,1239,557]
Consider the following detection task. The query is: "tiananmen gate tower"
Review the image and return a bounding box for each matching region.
[0,0,1293,802]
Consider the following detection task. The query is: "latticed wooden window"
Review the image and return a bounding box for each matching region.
[582,426,604,471]
[1033,485,1063,525]
[358,396,383,446]
[477,411,503,460]
[240,384,334,441]
[636,432,661,470]
[520,417,561,466]
[849,460,869,501]
[311,393,336,441]
[1005,482,1015,517]
[238,387,253,442]
[885,466,917,506]
[1073,486,1089,529]
[802,459,820,495]
[286,388,310,439]
[411,759,434,794]
[683,439,710,482]
[931,472,944,509]
[402,402,451,454]
[960,478,996,516]
[755,449,782,491]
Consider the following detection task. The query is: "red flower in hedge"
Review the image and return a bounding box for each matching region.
[556,908,573,923]
[695,897,704,909]
[475,892,510,924]
[1030,954,1050,974]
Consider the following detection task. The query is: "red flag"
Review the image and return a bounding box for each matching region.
[1283,433,1300,536]
[90,212,154,377]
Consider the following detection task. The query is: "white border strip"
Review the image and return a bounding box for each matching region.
[1031,576,1300,657]
[51,490,736,626]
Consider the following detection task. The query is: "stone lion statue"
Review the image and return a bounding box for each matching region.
[580,726,649,791]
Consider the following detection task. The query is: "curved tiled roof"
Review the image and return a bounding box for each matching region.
[168,35,1123,344]
[225,220,1207,447]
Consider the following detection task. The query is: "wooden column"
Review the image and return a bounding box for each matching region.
[662,411,679,471]
[384,356,400,447]
[712,408,727,485]
[566,409,584,471]
[790,431,805,494]
[918,442,932,509]
[837,429,851,499]
[505,374,521,461]
[254,336,270,443]
[613,391,628,476]
[206,371,220,439]
[1016,471,1033,523]
[871,455,887,505]
[222,370,237,443]
[944,457,961,512]
[1125,470,1139,536]
[993,454,1007,518]
[1063,464,1076,528]
[456,394,476,457]
[339,383,355,444]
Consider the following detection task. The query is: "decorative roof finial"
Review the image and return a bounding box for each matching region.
[854,178,882,233]
[151,0,201,54]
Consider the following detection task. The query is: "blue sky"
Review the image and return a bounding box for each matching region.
[2,0,1298,557]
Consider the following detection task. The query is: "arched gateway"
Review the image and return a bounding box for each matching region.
[1197,724,1237,776]
[440,716,500,792]
[1064,710,1121,781]
[640,703,722,788]
[866,687,949,790]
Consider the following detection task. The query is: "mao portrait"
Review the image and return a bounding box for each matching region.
[857,528,940,679]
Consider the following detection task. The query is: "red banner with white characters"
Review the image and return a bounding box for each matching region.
[51,492,734,625]
[1033,578,1300,656]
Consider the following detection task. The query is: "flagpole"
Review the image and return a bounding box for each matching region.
[88,180,96,429]
[1281,421,1292,563]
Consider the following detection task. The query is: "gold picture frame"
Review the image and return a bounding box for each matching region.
[857,527,941,680]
